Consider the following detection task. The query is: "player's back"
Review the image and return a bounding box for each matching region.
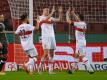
[39,15,55,37]
[74,21,86,40]
[15,23,34,50]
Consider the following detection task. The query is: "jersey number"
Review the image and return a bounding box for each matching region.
[20,29,27,39]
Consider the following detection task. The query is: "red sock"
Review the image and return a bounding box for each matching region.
[1,63,5,72]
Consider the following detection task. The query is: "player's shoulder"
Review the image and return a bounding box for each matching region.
[17,23,27,29]
[81,21,86,26]
[39,15,45,21]
[39,15,53,19]
[74,21,86,25]
[20,23,31,27]
[39,15,45,19]
[50,17,54,20]
[17,24,22,28]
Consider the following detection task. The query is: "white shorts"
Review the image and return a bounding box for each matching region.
[76,40,86,56]
[25,47,38,57]
[42,37,56,50]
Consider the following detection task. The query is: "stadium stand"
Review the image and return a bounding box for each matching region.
[0,0,106,33]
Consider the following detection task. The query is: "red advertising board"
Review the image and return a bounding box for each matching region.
[7,43,107,62]
[7,43,107,70]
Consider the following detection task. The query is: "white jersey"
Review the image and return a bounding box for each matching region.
[39,15,55,37]
[74,21,87,41]
[15,23,35,51]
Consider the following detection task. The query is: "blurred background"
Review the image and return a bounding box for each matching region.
[0,0,107,69]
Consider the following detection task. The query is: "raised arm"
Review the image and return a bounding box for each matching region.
[52,6,63,22]
[71,8,80,21]
[66,7,80,24]
[34,15,40,30]
[66,8,72,24]
[45,6,56,20]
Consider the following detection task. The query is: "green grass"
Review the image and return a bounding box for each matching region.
[0,70,107,80]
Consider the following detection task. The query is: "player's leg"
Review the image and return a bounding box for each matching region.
[48,49,55,74]
[0,43,8,75]
[0,54,7,75]
[29,48,38,74]
[38,37,50,74]
[73,53,79,69]
[82,55,94,74]
[80,41,94,74]
[68,51,79,74]
[68,41,80,74]
[38,49,49,74]
[74,41,80,69]
[0,46,3,72]
[48,37,56,74]
[24,48,38,75]
[26,56,35,74]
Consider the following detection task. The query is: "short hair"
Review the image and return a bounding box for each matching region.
[78,14,84,21]
[20,13,28,21]
[43,5,50,9]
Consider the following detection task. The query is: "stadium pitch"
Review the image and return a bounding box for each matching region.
[0,70,107,80]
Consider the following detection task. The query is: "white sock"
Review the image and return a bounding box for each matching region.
[39,57,46,70]
[28,64,33,72]
[33,57,37,71]
[27,58,35,72]
[83,57,93,71]
[48,57,54,73]
[72,58,79,70]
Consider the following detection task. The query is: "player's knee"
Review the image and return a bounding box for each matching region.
[75,54,79,58]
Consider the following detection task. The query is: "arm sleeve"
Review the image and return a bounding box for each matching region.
[15,27,20,34]
[28,24,35,31]
[74,22,78,27]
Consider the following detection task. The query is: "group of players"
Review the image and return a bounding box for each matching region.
[0,6,95,75]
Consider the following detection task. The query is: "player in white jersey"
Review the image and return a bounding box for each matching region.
[66,8,94,74]
[15,14,38,75]
[37,6,63,74]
